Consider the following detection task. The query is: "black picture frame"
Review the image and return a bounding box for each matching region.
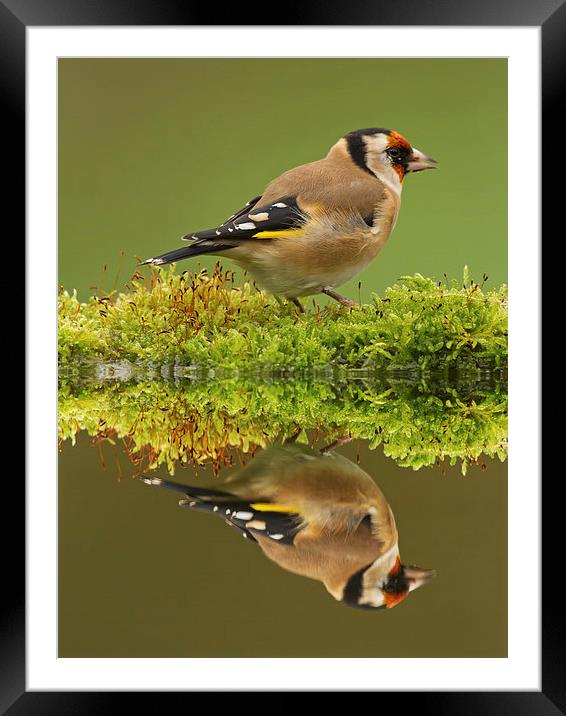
[8,0,552,711]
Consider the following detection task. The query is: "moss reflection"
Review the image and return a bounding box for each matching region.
[59,371,506,475]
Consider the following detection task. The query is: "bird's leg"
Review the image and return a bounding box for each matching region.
[320,436,353,454]
[284,425,303,444]
[322,287,355,307]
[289,297,306,313]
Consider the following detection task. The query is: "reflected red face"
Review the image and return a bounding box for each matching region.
[383,555,410,609]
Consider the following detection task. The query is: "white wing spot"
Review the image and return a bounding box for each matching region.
[245,520,266,530]
[272,202,287,208]
[235,222,256,230]
[248,212,269,222]
[233,510,254,520]
[269,534,284,540]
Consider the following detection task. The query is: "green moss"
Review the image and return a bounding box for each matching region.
[59,266,507,475]
[58,264,508,372]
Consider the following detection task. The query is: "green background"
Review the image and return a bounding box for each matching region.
[58,58,507,301]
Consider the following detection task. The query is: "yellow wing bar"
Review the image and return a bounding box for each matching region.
[251,228,305,240]
[251,501,301,514]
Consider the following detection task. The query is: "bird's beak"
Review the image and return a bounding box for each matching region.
[407,148,437,172]
[405,565,436,591]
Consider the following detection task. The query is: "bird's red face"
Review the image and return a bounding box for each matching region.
[386,131,438,183]
[344,128,437,191]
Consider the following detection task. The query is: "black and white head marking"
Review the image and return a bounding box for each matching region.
[344,127,414,196]
[345,128,392,176]
[342,563,387,610]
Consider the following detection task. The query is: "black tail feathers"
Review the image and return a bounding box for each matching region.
[139,476,301,544]
[139,241,233,267]
[138,476,233,500]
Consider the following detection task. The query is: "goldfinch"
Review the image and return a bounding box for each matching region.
[142,443,435,610]
[141,128,437,310]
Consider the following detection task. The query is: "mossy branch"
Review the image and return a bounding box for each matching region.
[58,264,508,373]
[59,266,507,474]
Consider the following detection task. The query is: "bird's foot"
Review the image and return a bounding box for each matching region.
[320,436,353,454]
[322,287,355,307]
[289,298,306,314]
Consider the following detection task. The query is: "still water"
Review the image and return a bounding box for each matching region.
[58,379,507,658]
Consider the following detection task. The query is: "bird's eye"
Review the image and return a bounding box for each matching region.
[387,147,401,159]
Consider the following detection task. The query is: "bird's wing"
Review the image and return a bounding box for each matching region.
[220,195,262,225]
[181,195,306,243]
[180,158,385,244]
[142,476,304,544]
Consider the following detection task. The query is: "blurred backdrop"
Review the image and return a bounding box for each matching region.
[58,58,507,301]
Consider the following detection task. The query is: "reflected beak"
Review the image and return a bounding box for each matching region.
[407,148,437,172]
[405,565,436,591]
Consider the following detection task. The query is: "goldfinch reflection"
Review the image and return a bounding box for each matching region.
[142,443,435,609]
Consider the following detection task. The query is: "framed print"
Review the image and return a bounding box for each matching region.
[8,0,553,710]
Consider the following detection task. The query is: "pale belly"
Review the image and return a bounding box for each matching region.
[230,228,390,299]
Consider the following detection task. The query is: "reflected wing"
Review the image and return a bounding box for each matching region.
[141,476,303,544]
